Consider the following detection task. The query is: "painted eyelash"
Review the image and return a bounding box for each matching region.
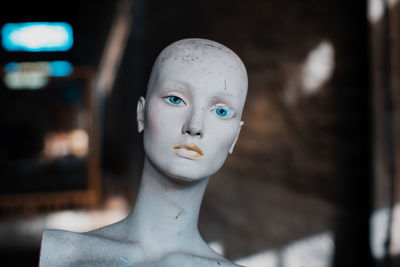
[164,95,186,105]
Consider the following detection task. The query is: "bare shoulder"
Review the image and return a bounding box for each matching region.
[40,229,142,267]
[87,216,131,240]
[41,229,84,249]
[41,228,126,246]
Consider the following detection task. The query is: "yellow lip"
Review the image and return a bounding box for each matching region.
[173,144,203,157]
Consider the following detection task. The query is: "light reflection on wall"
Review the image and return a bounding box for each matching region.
[235,231,334,267]
[284,40,335,107]
[1,22,73,52]
[301,40,335,95]
[281,232,334,267]
[368,0,400,24]
[236,249,278,267]
[368,0,385,24]
[370,203,400,259]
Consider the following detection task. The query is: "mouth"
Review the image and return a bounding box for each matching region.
[173,144,204,159]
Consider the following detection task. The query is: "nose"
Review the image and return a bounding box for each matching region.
[183,124,203,137]
[182,111,204,138]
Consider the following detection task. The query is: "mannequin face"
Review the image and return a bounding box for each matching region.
[138,39,248,182]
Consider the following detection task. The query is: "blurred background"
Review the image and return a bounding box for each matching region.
[0,0,399,266]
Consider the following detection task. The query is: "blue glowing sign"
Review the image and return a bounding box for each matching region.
[1,22,73,52]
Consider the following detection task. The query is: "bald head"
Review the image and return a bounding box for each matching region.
[146,38,248,100]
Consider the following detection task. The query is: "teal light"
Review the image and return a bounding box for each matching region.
[4,62,19,72]
[1,22,73,52]
[48,61,73,77]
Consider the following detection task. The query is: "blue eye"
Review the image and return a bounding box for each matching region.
[211,105,235,119]
[216,107,227,117]
[166,96,185,105]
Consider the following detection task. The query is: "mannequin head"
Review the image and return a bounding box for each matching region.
[137,38,248,183]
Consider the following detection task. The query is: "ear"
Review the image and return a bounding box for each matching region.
[137,96,145,133]
[229,121,244,154]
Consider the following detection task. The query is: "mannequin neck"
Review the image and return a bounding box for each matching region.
[127,157,209,250]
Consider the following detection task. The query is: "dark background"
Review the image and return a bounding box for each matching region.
[0,0,374,266]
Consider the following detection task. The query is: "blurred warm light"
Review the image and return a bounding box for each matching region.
[4,61,73,90]
[389,0,399,7]
[69,129,89,157]
[301,40,335,95]
[236,231,334,267]
[370,203,400,259]
[5,61,46,74]
[43,129,89,158]
[1,22,73,52]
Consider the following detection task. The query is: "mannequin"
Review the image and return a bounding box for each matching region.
[39,38,248,267]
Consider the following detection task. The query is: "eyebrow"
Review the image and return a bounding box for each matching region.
[211,94,239,108]
[155,81,188,96]
[158,80,190,91]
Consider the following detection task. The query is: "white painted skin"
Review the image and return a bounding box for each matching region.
[39,38,248,267]
[140,38,247,182]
